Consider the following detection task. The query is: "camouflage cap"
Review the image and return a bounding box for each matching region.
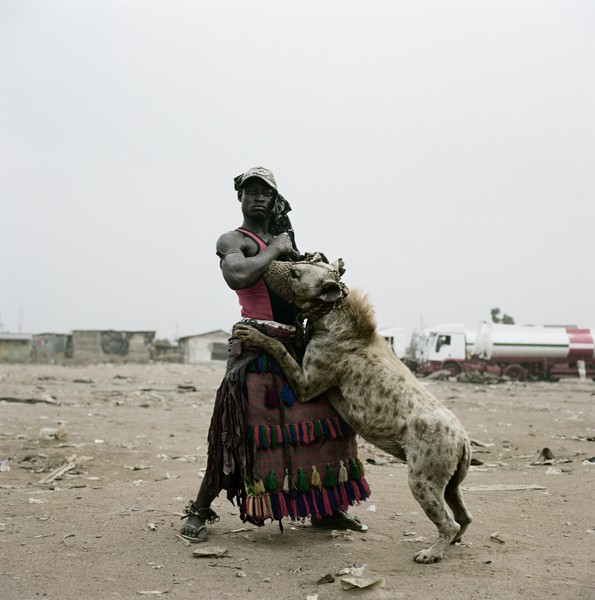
[236,166,278,191]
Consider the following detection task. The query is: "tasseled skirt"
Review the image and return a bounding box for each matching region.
[204,320,371,526]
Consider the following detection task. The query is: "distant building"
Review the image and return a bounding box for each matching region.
[153,338,180,362]
[71,330,155,363]
[0,333,32,362]
[31,333,72,362]
[178,330,230,363]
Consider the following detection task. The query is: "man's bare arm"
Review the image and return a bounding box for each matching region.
[216,231,294,290]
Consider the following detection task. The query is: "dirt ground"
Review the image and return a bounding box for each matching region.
[1,363,594,600]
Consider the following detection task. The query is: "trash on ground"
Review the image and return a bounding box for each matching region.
[192,546,228,558]
[490,531,506,544]
[462,483,546,492]
[340,575,385,590]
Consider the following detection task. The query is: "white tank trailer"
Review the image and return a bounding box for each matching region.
[417,322,595,381]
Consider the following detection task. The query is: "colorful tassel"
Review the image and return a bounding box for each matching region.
[263,494,273,519]
[329,486,341,512]
[282,468,291,493]
[324,463,336,488]
[288,423,298,444]
[358,477,372,498]
[326,418,337,439]
[258,425,268,449]
[265,469,279,493]
[277,492,288,518]
[295,493,308,518]
[313,420,323,440]
[338,459,348,483]
[356,457,365,478]
[309,490,324,519]
[311,465,322,490]
[253,478,266,496]
[350,479,362,502]
[281,383,296,406]
[349,457,360,480]
[338,482,349,509]
[270,425,278,448]
[296,468,310,493]
[320,488,333,516]
[337,417,351,437]
[288,495,298,520]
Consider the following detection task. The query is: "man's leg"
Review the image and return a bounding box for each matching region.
[179,478,220,543]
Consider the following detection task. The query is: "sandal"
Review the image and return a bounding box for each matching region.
[179,501,220,544]
[311,510,369,532]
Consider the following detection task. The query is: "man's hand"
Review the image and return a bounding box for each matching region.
[268,232,294,256]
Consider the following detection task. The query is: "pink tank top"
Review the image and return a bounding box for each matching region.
[234,228,275,320]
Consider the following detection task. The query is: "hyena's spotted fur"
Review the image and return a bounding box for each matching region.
[234,259,472,563]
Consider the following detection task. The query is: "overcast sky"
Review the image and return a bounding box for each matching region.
[1,0,593,341]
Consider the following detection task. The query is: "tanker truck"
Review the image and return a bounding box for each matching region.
[416,322,595,381]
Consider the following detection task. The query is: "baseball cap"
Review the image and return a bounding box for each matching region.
[238,166,278,190]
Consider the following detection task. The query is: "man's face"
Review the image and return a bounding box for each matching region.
[240,178,277,217]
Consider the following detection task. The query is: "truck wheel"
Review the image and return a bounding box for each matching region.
[504,364,525,381]
[443,362,461,377]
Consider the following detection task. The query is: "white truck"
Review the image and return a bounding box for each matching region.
[416,322,595,381]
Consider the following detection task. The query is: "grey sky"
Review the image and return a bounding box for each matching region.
[1,0,594,341]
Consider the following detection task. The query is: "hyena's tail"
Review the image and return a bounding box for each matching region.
[444,438,472,542]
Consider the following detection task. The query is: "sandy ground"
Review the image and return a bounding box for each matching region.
[1,362,594,600]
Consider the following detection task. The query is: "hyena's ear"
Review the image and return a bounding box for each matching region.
[319,280,343,303]
[333,258,346,277]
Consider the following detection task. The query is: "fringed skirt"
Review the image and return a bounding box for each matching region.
[204,320,370,526]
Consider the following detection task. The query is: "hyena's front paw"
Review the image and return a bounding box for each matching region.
[232,324,267,347]
[414,546,443,564]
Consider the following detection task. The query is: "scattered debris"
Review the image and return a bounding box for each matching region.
[463,484,546,492]
[236,570,246,578]
[137,590,170,596]
[337,563,367,577]
[340,575,385,590]
[330,529,355,541]
[54,424,68,442]
[124,464,153,471]
[192,546,228,558]
[470,458,485,466]
[470,439,495,448]
[401,535,428,543]
[177,384,197,392]
[317,573,335,585]
[38,456,79,484]
[581,457,595,465]
[147,522,157,531]
[545,467,563,475]
[0,460,10,472]
[530,447,555,465]
[457,372,502,384]
[425,370,451,381]
[490,531,506,544]
[0,395,58,405]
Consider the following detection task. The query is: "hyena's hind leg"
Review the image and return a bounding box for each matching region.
[408,471,460,564]
[444,480,472,543]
